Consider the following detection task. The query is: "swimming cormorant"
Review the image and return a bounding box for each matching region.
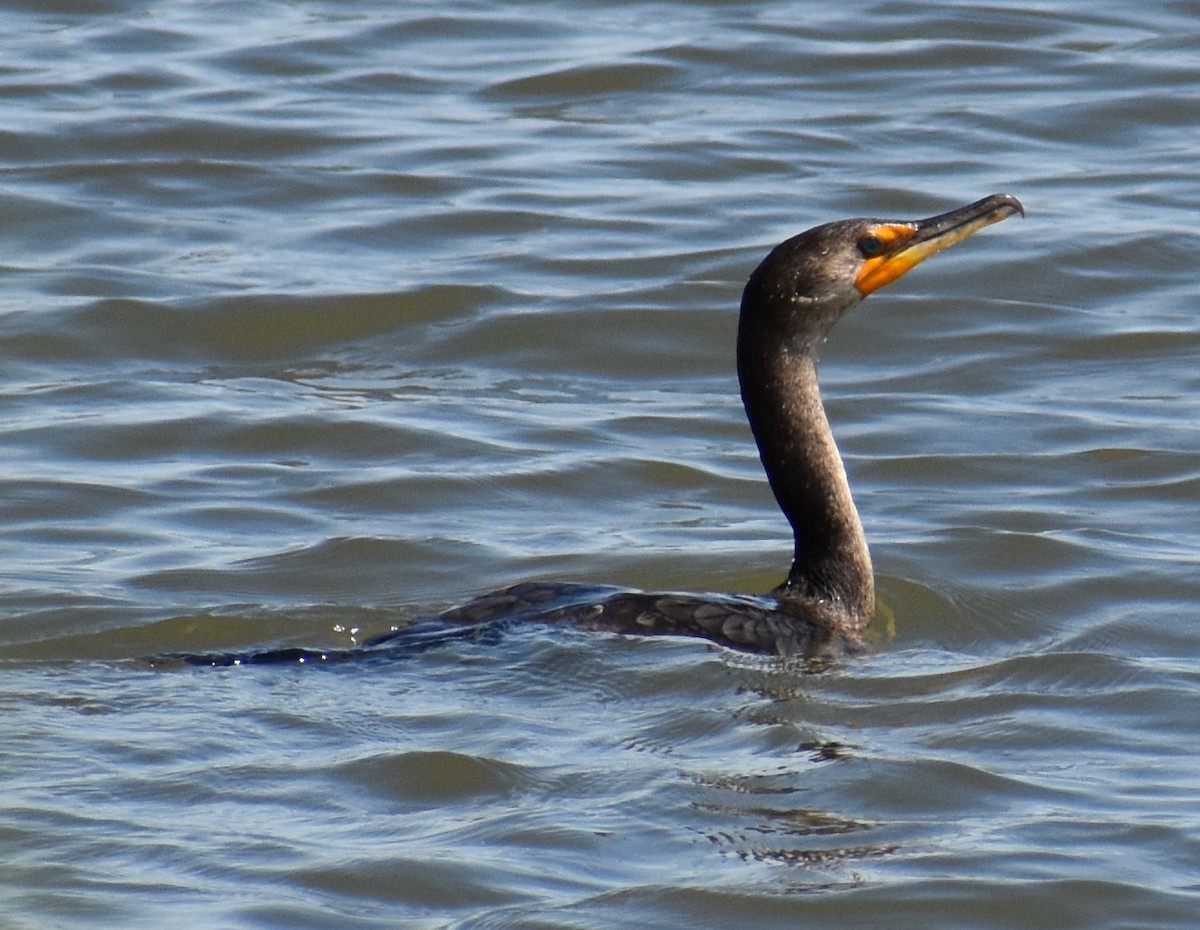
[176,193,1022,666]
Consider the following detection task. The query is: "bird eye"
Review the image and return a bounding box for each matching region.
[857,235,884,257]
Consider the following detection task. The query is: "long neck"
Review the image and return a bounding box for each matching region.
[737,326,874,623]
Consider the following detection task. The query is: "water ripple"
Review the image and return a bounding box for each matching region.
[1,1,1199,928]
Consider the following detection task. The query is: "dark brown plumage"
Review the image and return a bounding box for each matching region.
[174,194,1022,667]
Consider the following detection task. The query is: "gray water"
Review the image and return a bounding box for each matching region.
[2,1,1199,928]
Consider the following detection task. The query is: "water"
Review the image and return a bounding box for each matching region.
[2,1,1199,927]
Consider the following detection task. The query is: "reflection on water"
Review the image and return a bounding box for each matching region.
[2,1,1199,928]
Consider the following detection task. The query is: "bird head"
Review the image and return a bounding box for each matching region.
[741,193,1024,354]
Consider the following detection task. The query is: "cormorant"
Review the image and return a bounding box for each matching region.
[174,193,1022,667]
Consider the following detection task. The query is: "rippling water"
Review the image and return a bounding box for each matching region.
[2,1,1199,928]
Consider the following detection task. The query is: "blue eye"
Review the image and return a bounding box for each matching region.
[858,235,884,257]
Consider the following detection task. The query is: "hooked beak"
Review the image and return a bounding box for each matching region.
[854,193,1024,296]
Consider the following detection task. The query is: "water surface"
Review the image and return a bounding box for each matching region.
[2,1,1199,928]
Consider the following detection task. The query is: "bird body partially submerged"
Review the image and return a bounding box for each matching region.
[174,194,1022,667]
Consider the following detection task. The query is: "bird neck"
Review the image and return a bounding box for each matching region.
[737,331,874,625]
